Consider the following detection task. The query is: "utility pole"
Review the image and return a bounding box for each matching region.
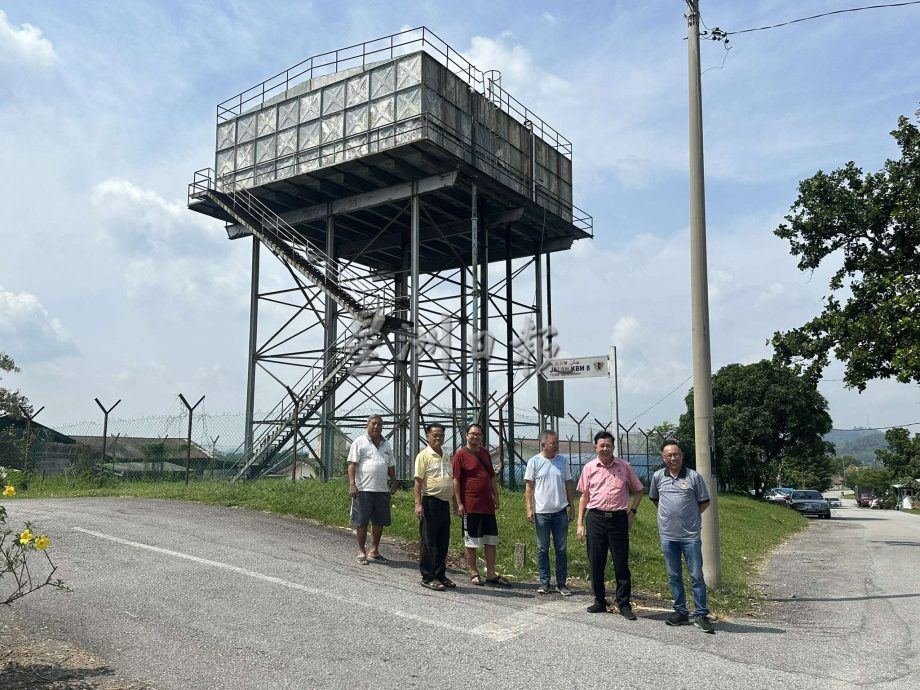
[687,0,721,589]
[608,345,620,455]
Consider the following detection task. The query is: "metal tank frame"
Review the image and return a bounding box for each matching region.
[188,27,592,485]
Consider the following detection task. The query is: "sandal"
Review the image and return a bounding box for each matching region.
[368,554,389,564]
[470,573,485,586]
[440,578,457,589]
[485,575,511,587]
[421,580,446,591]
[356,555,369,565]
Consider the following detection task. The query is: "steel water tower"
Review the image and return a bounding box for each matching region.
[188,27,592,482]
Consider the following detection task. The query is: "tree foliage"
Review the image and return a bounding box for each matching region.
[772,105,920,390]
[875,427,920,481]
[677,360,835,495]
[846,466,893,496]
[0,352,32,419]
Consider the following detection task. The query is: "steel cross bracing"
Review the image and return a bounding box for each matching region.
[202,183,397,322]
[191,170,556,481]
[193,175,415,479]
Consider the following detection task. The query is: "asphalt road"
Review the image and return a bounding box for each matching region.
[3,497,918,689]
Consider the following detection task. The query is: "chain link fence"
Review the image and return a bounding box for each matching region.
[3,405,671,490]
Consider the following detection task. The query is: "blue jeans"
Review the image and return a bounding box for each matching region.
[535,509,569,586]
[661,539,709,616]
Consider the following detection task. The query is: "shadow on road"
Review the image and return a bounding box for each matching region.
[640,610,785,634]
[767,591,920,603]
[827,515,886,520]
[0,662,123,690]
[716,621,786,634]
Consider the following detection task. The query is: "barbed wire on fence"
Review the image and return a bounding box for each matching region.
[10,406,670,487]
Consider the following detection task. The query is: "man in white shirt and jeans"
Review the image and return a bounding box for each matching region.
[525,430,575,595]
[348,414,397,565]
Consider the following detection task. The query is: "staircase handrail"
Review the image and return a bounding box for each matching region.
[192,169,393,316]
[226,325,370,479]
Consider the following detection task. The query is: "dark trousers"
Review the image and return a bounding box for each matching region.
[586,509,632,607]
[419,496,451,582]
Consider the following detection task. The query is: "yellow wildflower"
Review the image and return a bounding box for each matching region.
[18,529,33,545]
[2,484,14,497]
[34,535,50,551]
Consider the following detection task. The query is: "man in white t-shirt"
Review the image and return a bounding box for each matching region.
[524,430,575,595]
[347,415,397,565]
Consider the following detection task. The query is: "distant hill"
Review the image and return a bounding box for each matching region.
[824,428,887,465]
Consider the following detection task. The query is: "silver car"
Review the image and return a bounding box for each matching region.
[788,490,831,519]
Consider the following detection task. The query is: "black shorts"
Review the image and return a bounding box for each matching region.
[462,512,498,547]
[350,491,392,527]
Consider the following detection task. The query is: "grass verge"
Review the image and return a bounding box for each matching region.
[7,473,806,615]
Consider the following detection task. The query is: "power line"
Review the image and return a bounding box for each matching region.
[624,375,693,425]
[723,1,920,37]
[831,421,920,431]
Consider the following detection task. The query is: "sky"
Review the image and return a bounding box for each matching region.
[2,0,919,438]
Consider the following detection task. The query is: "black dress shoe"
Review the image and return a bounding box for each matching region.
[618,604,637,620]
[586,601,607,613]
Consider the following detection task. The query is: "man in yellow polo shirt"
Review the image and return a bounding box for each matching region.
[414,423,457,591]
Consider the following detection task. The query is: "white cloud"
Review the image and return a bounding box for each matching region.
[0,287,77,363]
[463,34,573,103]
[0,10,57,69]
[90,178,248,302]
[612,316,640,346]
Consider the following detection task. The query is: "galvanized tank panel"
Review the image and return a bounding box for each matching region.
[213,49,572,217]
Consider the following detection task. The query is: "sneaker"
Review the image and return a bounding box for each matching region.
[694,615,715,633]
[586,601,607,613]
[666,611,691,626]
[537,583,551,595]
[618,604,638,621]
[557,584,573,597]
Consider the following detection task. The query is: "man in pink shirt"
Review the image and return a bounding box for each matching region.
[576,430,644,618]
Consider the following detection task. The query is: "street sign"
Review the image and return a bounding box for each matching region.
[541,356,608,381]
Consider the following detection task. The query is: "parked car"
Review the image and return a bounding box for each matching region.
[825,496,843,508]
[765,487,794,504]
[787,490,831,519]
[870,497,883,509]
[856,494,875,507]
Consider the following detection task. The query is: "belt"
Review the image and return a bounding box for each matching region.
[589,508,626,518]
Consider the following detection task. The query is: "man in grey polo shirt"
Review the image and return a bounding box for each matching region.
[648,440,714,633]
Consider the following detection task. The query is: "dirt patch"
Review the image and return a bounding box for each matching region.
[1,625,152,690]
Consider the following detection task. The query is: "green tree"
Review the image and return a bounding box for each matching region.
[1,352,32,419]
[875,427,920,481]
[645,421,680,462]
[849,466,893,496]
[1,352,34,469]
[772,105,920,390]
[677,360,835,495]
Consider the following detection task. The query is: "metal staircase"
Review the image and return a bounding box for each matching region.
[229,327,368,480]
[189,169,411,480]
[190,169,395,322]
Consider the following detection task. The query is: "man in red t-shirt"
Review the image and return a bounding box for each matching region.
[451,423,510,587]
